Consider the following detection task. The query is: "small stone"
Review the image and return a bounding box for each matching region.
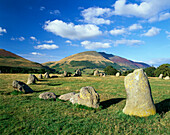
[116,72,120,77]
[12,80,34,93]
[27,74,37,85]
[94,70,99,76]
[44,72,50,78]
[70,93,80,104]
[123,69,156,117]
[78,86,100,108]
[58,92,75,101]
[159,74,163,79]
[39,92,57,100]
[73,69,82,77]
[164,76,169,80]
[38,74,43,79]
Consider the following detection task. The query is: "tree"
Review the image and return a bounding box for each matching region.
[104,66,118,75]
[144,67,156,77]
[154,64,170,77]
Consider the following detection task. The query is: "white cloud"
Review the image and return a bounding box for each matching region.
[11,36,25,41]
[142,27,160,37]
[40,6,45,11]
[30,36,37,41]
[159,12,170,21]
[31,52,43,55]
[166,31,170,38]
[114,39,144,46]
[44,19,102,40]
[44,40,54,43]
[50,10,60,15]
[146,58,170,67]
[113,0,170,21]
[65,40,72,44]
[128,24,142,31]
[0,27,7,35]
[18,37,25,41]
[34,44,59,49]
[81,40,111,49]
[81,7,113,25]
[110,28,126,35]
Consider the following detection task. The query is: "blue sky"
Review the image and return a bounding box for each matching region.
[0,0,170,67]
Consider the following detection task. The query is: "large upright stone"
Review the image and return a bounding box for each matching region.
[123,69,156,117]
[27,74,37,85]
[116,72,120,77]
[44,72,50,78]
[79,86,100,108]
[94,70,99,76]
[159,74,163,79]
[12,80,34,93]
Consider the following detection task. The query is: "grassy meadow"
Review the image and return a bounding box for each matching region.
[0,74,169,134]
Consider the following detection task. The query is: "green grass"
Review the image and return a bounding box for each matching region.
[0,74,169,134]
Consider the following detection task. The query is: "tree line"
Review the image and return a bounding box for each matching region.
[104,64,170,77]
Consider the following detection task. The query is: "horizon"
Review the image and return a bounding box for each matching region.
[0,0,170,67]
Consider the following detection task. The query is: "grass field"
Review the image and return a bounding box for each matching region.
[0,74,169,134]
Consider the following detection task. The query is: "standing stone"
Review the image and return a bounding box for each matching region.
[74,69,82,77]
[159,74,163,79]
[39,92,57,100]
[44,72,50,78]
[58,92,75,101]
[94,70,99,76]
[164,76,169,80]
[103,73,106,77]
[12,80,34,93]
[27,74,37,85]
[116,72,120,77]
[123,69,156,117]
[63,71,69,77]
[38,74,43,79]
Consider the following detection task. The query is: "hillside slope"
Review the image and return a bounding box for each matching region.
[43,51,150,73]
[0,49,44,69]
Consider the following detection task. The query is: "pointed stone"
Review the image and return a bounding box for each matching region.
[38,74,43,79]
[44,72,50,78]
[116,72,120,77]
[159,74,163,79]
[27,74,37,85]
[123,69,156,117]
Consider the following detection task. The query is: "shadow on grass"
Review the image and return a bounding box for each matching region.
[155,99,170,115]
[34,89,50,93]
[100,98,125,109]
[35,83,62,86]
[38,80,48,82]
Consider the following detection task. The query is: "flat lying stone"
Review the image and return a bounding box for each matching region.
[39,92,57,100]
[58,92,75,101]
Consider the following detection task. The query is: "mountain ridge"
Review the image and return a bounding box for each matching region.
[43,51,150,72]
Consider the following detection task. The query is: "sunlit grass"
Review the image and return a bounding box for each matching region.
[0,74,169,134]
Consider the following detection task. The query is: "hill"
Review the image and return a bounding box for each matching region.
[0,49,44,69]
[43,51,150,73]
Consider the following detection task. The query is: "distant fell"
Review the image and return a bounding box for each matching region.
[0,49,44,69]
[43,51,150,73]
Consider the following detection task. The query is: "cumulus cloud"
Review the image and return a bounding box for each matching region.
[81,40,111,49]
[0,27,7,35]
[166,31,170,38]
[113,0,170,22]
[81,7,113,25]
[44,19,102,40]
[50,10,60,15]
[11,36,25,41]
[34,44,59,49]
[31,52,43,55]
[146,58,170,67]
[40,6,45,11]
[30,36,37,41]
[65,40,72,44]
[114,39,144,46]
[44,40,54,43]
[128,24,142,31]
[110,28,126,35]
[142,27,161,37]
